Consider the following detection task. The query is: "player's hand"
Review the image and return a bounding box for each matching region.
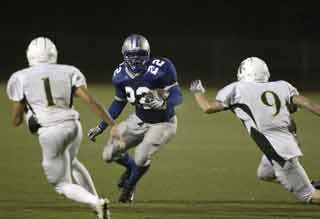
[141,90,167,110]
[190,80,206,94]
[148,96,166,110]
[88,126,104,142]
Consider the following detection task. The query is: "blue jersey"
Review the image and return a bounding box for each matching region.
[112,57,181,123]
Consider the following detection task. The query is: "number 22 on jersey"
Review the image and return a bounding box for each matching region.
[125,86,151,109]
[147,59,165,75]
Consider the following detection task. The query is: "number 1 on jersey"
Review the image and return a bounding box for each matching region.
[42,78,55,106]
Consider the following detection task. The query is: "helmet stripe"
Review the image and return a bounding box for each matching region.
[135,35,141,48]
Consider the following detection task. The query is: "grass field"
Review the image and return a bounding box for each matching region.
[1,83,320,219]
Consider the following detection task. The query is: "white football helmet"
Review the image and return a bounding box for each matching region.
[26,37,58,66]
[237,57,270,82]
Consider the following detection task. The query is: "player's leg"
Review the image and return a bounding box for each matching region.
[71,159,98,196]
[135,116,177,171]
[102,114,146,164]
[68,121,98,196]
[257,155,320,188]
[272,157,316,203]
[102,114,145,191]
[54,151,101,207]
[39,122,106,215]
[119,116,177,202]
[257,155,277,182]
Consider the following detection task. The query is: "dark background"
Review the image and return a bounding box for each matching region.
[1,2,320,89]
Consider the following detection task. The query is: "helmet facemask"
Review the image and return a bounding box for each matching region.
[123,50,149,74]
[121,34,150,75]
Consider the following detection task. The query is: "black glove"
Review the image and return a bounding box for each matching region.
[88,126,104,142]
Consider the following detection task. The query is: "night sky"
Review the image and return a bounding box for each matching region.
[1,2,320,87]
[0,2,318,38]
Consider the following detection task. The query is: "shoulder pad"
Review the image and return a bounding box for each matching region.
[149,57,176,74]
[112,63,126,83]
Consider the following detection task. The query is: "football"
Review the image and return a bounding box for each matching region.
[145,89,169,103]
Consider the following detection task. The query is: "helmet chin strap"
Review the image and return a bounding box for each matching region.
[125,66,143,78]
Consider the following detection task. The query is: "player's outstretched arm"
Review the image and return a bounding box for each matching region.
[75,85,123,143]
[194,94,225,114]
[75,85,116,126]
[88,99,127,142]
[292,95,320,116]
[11,101,25,126]
[190,80,225,114]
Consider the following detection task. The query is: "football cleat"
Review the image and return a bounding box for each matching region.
[118,187,135,203]
[311,180,320,189]
[94,198,111,219]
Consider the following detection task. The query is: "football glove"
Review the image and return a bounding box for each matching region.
[149,97,166,110]
[190,79,206,94]
[88,126,104,142]
[143,90,167,110]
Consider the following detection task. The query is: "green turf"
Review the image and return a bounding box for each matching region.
[1,83,320,219]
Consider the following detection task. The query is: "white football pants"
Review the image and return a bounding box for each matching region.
[257,155,315,202]
[103,114,177,166]
[38,120,99,208]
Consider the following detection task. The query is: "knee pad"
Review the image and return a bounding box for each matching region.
[102,145,114,163]
[135,154,151,167]
[42,161,62,184]
[103,142,126,163]
[257,163,275,181]
[257,169,276,181]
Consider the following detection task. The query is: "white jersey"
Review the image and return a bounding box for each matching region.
[7,63,87,127]
[216,80,301,160]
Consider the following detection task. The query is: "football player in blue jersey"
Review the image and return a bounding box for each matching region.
[88,34,183,203]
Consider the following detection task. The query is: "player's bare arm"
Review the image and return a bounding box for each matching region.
[75,85,122,141]
[11,101,25,127]
[292,95,320,116]
[190,80,225,114]
[194,94,225,114]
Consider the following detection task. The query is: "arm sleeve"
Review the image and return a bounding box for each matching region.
[71,67,87,88]
[160,58,183,107]
[282,81,299,113]
[285,81,299,104]
[113,79,127,101]
[7,74,24,102]
[166,86,183,107]
[98,99,127,130]
[216,82,238,108]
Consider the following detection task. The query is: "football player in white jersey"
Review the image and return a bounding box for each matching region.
[190,57,320,203]
[6,37,123,219]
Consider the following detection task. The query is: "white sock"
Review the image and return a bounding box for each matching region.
[56,182,100,208]
[72,159,98,196]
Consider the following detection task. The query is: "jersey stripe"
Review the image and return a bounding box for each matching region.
[164,82,178,90]
[250,127,286,167]
[114,96,126,102]
[230,103,257,126]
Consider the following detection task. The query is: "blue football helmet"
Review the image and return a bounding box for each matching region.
[122,34,150,74]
